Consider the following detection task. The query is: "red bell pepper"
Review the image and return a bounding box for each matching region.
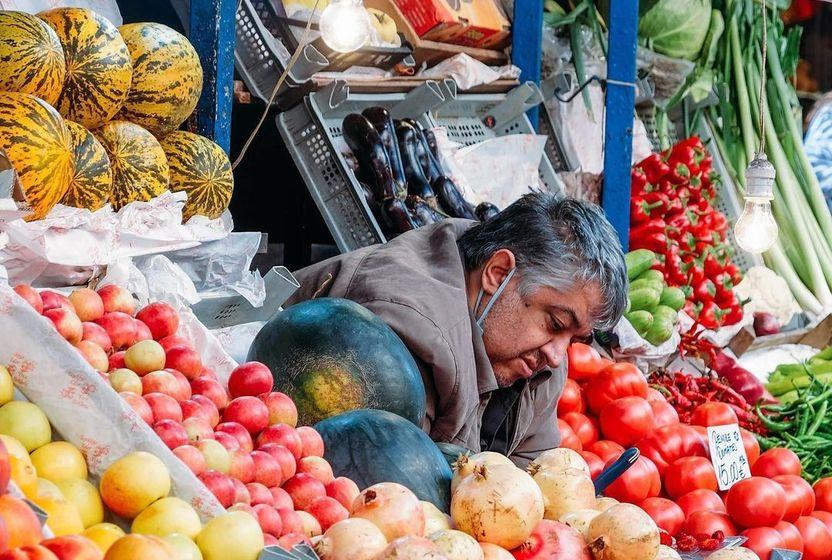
[724,263,742,285]
[639,153,671,183]
[631,167,650,195]
[667,162,691,184]
[630,230,670,253]
[701,211,729,238]
[703,252,725,278]
[699,301,728,330]
[683,300,702,320]
[722,304,744,326]
[694,279,717,303]
[686,262,706,286]
[664,245,687,286]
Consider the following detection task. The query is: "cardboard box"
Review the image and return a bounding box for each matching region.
[393,0,511,49]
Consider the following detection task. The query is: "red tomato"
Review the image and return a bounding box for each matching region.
[740,527,785,560]
[557,418,582,452]
[690,402,738,427]
[814,477,832,512]
[602,455,660,504]
[566,343,607,381]
[726,477,787,528]
[676,489,727,518]
[649,399,679,429]
[645,387,667,403]
[751,448,801,478]
[599,396,654,447]
[585,362,648,414]
[811,510,832,533]
[663,456,718,498]
[579,451,605,479]
[740,428,760,466]
[773,474,815,522]
[637,424,708,475]
[562,412,598,448]
[557,378,585,417]
[639,497,684,536]
[683,510,738,537]
[774,521,804,554]
[795,516,832,560]
[588,440,625,463]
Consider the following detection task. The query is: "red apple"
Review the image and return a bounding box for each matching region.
[14,285,43,314]
[183,417,214,443]
[81,322,112,352]
[75,340,108,371]
[231,478,251,506]
[158,335,191,352]
[173,444,207,475]
[257,444,297,481]
[44,308,82,344]
[228,362,273,399]
[141,370,185,401]
[96,284,135,315]
[167,369,192,401]
[246,482,273,507]
[213,432,240,452]
[277,510,304,537]
[108,351,126,371]
[181,399,208,422]
[121,392,153,424]
[253,504,283,537]
[325,477,359,511]
[40,290,74,313]
[229,503,257,517]
[41,534,102,560]
[259,392,298,428]
[296,426,324,458]
[190,376,228,411]
[136,302,179,340]
[153,419,188,449]
[215,422,254,453]
[270,487,293,510]
[191,395,220,427]
[229,449,255,484]
[124,340,166,375]
[1,545,60,560]
[199,367,219,380]
[144,392,182,423]
[198,470,235,508]
[223,397,269,435]
[297,456,334,485]
[68,288,104,322]
[282,474,326,511]
[95,312,137,350]
[133,320,153,342]
[306,497,348,532]
[263,534,279,547]
[165,347,202,380]
[256,424,302,459]
[250,451,283,487]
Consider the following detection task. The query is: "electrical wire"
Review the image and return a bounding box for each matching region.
[758,0,767,155]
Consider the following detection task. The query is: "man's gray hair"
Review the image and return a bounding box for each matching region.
[458,193,628,330]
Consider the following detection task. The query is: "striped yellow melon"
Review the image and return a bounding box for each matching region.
[39,8,133,130]
[94,121,168,209]
[62,120,112,210]
[0,92,73,219]
[0,11,66,105]
[117,23,203,138]
[160,132,233,221]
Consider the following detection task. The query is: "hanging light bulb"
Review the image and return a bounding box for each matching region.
[734,153,779,254]
[319,0,371,53]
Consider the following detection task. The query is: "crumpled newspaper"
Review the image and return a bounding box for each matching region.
[417,54,520,90]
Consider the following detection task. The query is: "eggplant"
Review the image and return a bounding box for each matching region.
[424,129,441,161]
[401,119,445,182]
[358,181,380,211]
[362,107,407,198]
[405,195,438,227]
[396,122,436,203]
[381,198,418,234]
[342,113,396,202]
[432,176,477,220]
[475,202,500,222]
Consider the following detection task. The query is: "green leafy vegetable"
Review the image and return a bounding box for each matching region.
[638,0,713,61]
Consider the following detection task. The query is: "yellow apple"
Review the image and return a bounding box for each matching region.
[132,497,202,539]
[196,512,264,560]
[31,494,84,536]
[109,369,143,395]
[163,534,203,560]
[100,452,171,519]
[1,434,37,497]
[104,534,177,560]
[56,478,104,528]
[36,478,64,499]
[0,401,51,451]
[31,441,88,482]
[83,523,126,554]
[0,365,13,405]
[195,440,230,474]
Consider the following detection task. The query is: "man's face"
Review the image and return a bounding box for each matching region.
[481,276,598,388]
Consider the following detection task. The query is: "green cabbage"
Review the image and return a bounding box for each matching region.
[638,0,712,61]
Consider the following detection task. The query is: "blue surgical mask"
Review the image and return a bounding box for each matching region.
[474,267,516,334]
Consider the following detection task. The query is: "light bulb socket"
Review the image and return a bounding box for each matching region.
[744,152,776,199]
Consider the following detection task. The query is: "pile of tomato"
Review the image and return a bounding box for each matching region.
[559,343,832,560]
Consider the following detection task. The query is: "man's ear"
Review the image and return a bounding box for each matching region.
[481,249,517,294]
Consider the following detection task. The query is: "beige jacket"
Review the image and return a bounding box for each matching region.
[283,220,565,466]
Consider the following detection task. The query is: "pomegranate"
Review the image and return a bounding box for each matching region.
[429,530,483,560]
[315,518,388,560]
[377,537,447,560]
[352,482,425,542]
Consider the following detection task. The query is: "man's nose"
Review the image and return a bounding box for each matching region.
[540,336,570,369]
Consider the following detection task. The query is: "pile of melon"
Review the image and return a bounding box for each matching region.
[0,9,233,221]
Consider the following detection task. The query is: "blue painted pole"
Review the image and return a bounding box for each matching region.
[188,0,236,153]
[602,0,638,251]
[512,0,543,130]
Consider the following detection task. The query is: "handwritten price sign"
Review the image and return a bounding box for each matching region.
[707,424,752,491]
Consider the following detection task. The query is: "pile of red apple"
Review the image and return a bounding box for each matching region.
[12,284,360,549]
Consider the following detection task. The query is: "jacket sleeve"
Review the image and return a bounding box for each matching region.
[509,367,565,468]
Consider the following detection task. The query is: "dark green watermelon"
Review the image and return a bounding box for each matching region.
[247,297,426,426]
[315,409,452,512]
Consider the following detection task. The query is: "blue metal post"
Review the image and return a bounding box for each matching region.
[602,0,638,251]
[189,0,236,153]
[512,0,543,130]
